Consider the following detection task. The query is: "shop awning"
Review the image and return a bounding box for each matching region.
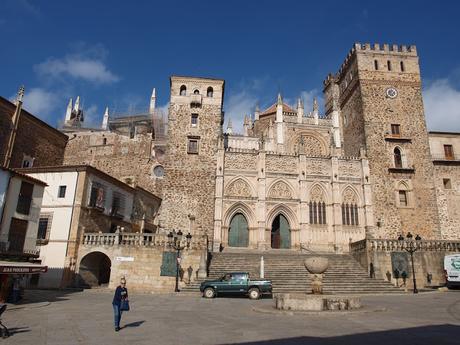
[0,261,48,274]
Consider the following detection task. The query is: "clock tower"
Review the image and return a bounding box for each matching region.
[324,43,440,239]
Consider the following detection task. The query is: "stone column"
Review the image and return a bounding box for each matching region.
[331,157,341,253]
[298,153,308,246]
[361,156,375,238]
[213,148,225,252]
[257,151,268,249]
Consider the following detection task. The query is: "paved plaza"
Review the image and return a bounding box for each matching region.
[2,289,460,345]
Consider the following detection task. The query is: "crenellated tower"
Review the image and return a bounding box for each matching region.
[324,43,440,239]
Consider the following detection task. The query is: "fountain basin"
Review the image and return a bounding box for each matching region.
[275,293,361,312]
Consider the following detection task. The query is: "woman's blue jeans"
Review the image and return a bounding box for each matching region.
[112,304,123,328]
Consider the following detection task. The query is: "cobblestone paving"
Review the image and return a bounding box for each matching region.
[2,289,460,345]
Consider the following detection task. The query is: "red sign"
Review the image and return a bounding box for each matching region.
[0,265,48,274]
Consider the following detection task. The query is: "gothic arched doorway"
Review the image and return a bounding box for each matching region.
[271,214,290,249]
[228,213,249,247]
[78,252,111,287]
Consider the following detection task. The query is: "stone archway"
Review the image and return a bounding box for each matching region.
[78,251,111,287]
[228,213,249,247]
[271,214,290,249]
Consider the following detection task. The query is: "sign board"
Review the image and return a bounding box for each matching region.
[115,256,134,262]
[160,252,177,277]
[0,265,48,274]
[391,252,410,278]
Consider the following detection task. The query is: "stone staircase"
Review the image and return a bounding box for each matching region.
[181,251,402,294]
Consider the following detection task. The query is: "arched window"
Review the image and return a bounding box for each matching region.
[207,86,214,97]
[387,60,392,71]
[180,85,187,96]
[193,89,200,95]
[342,203,359,226]
[374,60,379,70]
[103,138,107,145]
[400,61,405,72]
[309,188,327,225]
[397,182,410,207]
[394,147,402,168]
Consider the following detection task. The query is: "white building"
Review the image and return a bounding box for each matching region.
[0,167,46,257]
[19,165,160,288]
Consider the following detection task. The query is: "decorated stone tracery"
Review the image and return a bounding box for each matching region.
[225,178,252,198]
[268,181,293,199]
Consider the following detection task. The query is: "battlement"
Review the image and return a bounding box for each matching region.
[324,42,418,86]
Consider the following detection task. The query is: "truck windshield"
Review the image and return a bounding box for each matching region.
[232,273,247,280]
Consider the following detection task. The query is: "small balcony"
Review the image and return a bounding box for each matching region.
[432,154,460,164]
[0,240,40,258]
[190,94,202,107]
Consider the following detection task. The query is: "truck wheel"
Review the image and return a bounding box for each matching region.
[248,288,260,300]
[203,287,216,299]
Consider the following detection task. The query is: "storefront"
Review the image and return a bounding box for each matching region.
[0,261,47,303]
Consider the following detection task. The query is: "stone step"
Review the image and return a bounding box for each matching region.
[205,252,400,294]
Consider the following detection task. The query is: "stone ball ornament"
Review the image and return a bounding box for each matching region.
[304,257,329,274]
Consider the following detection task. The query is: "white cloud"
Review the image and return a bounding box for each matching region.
[423,79,460,132]
[35,54,119,84]
[84,104,99,127]
[21,88,58,119]
[225,91,258,134]
[300,89,323,113]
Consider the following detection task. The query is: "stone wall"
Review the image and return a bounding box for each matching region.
[63,131,164,196]
[433,164,460,239]
[0,96,67,168]
[351,239,460,289]
[77,245,202,292]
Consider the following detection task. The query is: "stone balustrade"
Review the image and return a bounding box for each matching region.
[350,238,460,253]
[82,232,207,250]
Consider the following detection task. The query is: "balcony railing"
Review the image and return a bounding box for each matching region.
[432,154,460,162]
[16,196,32,215]
[350,238,460,253]
[0,241,40,257]
[82,232,207,250]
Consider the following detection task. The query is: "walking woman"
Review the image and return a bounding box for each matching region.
[112,277,128,331]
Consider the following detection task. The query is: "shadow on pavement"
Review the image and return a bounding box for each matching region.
[123,321,145,328]
[15,288,84,305]
[7,326,30,336]
[221,324,460,345]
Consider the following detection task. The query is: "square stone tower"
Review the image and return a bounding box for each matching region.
[324,43,440,239]
[160,76,225,237]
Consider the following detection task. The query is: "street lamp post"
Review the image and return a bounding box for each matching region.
[167,230,192,292]
[398,232,422,294]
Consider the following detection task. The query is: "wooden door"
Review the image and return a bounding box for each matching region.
[279,214,291,249]
[228,214,249,247]
[8,218,28,252]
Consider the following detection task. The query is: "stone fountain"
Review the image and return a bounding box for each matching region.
[274,256,361,312]
[304,256,329,294]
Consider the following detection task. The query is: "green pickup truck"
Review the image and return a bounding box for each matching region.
[199,272,272,299]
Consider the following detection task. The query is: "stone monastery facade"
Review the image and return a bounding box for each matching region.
[63,43,459,255]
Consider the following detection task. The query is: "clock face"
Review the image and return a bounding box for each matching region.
[386,87,398,99]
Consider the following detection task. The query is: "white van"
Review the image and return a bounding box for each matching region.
[444,254,460,288]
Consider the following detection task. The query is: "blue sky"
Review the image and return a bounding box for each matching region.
[1,0,460,132]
